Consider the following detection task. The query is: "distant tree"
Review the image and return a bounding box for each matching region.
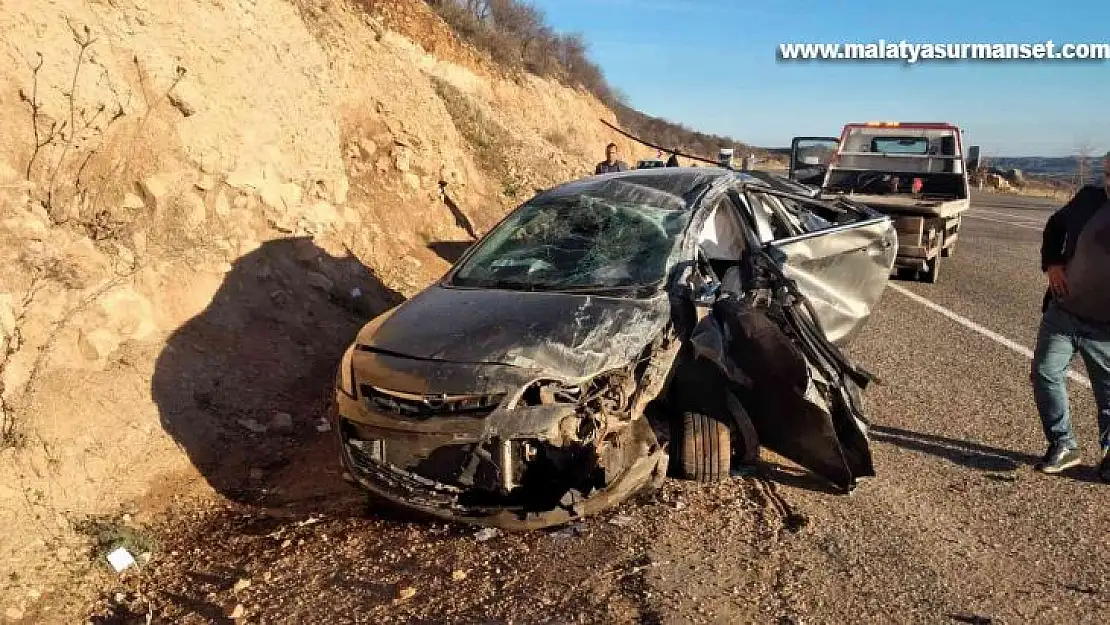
[419,0,760,159]
[1075,140,1093,187]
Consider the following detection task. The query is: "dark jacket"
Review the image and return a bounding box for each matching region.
[595,160,628,174]
[1040,184,1109,311]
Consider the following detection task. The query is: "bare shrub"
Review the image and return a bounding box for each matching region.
[418,1,756,159]
[1075,141,1093,187]
[431,76,530,199]
[19,20,186,238]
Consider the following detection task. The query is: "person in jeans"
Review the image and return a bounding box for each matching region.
[1032,154,1110,481]
[595,143,628,174]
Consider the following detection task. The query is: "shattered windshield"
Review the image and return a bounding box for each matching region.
[450,187,691,293]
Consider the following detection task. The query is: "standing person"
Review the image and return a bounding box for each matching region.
[595,143,628,174]
[666,153,680,167]
[1031,153,1110,481]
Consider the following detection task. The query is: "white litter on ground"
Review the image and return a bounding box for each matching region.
[474,528,501,541]
[107,547,136,572]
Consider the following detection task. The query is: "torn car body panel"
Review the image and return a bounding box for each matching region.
[770,218,897,345]
[354,286,672,381]
[332,168,894,528]
[338,329,680,529]
[738,188,897,345]
[691,275,875,492]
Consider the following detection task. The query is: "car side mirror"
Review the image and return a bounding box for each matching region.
[685,266,720,306]
[693,281,719,305]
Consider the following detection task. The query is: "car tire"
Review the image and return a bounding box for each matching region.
[679,411,731,482]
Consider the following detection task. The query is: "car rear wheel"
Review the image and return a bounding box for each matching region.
[678,411,731,482]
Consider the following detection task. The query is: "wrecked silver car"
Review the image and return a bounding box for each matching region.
[330,168,897,529]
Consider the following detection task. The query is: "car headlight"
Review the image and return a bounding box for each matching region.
[337,343,357,398]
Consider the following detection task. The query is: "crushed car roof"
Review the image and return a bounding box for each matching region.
[538,167,776,207]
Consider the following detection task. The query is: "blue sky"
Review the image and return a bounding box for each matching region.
[529,0,1108,157]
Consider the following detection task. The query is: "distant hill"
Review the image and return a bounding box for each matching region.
[983,156,1104,182]
[758,151,1105,184]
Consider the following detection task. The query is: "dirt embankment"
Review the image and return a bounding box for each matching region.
[0,0,651,618]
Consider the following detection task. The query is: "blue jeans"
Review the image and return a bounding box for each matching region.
[1031,302,1110,453]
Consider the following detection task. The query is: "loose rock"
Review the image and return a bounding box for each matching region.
[195,175,217,191]
[474,528,501,542]
[137,174,176,210]
[178,193,207,228]
[358,138,378,159]
[168,80,203,117]
[271,412,293,431]
[121,193,146,210]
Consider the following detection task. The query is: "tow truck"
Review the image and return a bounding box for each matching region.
[788,122,972,283]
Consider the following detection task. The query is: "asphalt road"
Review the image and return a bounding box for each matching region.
[87,191,1108,625]
[637,190,1109,624]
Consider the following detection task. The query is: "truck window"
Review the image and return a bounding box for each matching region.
[871,137,929,154]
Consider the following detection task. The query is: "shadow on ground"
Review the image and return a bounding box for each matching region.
[151,237,405,510]
[427,240,473,264]
[757,462,844,495]
[871,424,1101,484]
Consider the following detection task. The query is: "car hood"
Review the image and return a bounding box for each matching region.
[356,284,671,381]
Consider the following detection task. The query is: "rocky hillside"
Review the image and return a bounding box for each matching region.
[0,0,661,617]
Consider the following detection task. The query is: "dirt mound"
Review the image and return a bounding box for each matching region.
[0,0,653,618]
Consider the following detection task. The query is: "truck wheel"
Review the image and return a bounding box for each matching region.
[921,253,941,283]
[896,267,917,281]
[678,411,731,482]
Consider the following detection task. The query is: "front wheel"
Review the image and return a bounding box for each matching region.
[677,412,731,482]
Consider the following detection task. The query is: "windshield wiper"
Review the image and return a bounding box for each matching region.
[452,278,539,291]
[539,281,661,297]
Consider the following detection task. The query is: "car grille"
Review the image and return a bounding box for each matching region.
[345,439,462,507]
[359,385,504,419]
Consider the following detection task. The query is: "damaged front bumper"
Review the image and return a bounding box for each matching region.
[332,360,671,529]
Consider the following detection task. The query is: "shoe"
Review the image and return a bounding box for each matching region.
[1034,444,1081,474]
[1099,449,1110,483]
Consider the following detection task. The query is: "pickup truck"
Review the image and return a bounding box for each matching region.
[787,122,972,283]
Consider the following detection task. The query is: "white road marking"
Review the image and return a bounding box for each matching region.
[971,207,1047,224]
[888,284,1092,389]
[964,214,1044,231]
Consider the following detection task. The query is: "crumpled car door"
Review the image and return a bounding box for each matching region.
[768,216,896,345]
[698,278,876,492]
[742,188,896,346]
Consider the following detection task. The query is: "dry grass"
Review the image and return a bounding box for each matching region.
[431,75,528,198]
